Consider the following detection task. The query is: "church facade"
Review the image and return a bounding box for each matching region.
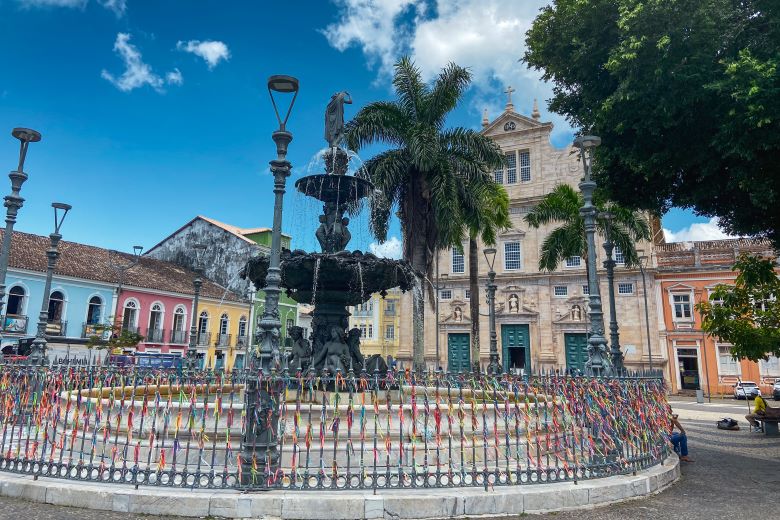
[397,94,666,376]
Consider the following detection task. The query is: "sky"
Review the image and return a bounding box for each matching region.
[0,0,733,260]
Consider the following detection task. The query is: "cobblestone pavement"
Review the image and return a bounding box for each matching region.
[0,417,775,519]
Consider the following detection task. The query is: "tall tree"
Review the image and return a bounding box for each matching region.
[459,179,510,370]
[345,57,505,368]
[524,0,780,247]
[524,184,651,271]
[697,254,780,362]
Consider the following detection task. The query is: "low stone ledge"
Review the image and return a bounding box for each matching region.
[0,456,680,519]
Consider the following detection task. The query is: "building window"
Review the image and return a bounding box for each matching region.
[760,356,780,377]
[717,345,740,376]
[451,248,465,273]
[47,290,65,322]
[219,313,229,335]
[582,285,590,295]
[440,289,452,300]
[618,283,634,295]
[368,324,373,339]
[149,303,163,331]
[553,286,568,297]
[86,296,102,324]
[359,323,367,338]
[385,324,395,340]
[504,241,522,270]
[122,300,138,330]
[565,256,581,268]
[673,294,692,320]
[505,152,517,184]
[614,247,625,265]
[198,311,209,334]
[6,286,25,316]
[519,150,530,182]
[465,289,471,300]
[385,300,396,315]
[285,318,294,335]
[238,316,247,338]
[172,307,186,332]
[493,166,503,185]
[708,291,724,306]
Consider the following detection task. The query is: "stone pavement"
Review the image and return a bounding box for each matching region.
[0,416,774,519]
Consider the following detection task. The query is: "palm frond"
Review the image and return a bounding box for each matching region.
[538,222,585,271]
[524,184,582,228]
[392,56,426,121]
[343,101,407,151]
[424,62,472,127]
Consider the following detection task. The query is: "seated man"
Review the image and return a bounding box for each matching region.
[745,394,767,432]
[669,413,694,462]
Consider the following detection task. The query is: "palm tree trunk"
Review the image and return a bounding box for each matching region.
[468,237,480,371]
[406,173,429,370]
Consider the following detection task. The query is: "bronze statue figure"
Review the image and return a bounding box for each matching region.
[324,91,352,148]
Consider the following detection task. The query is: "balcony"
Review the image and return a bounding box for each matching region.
[1,314,28,334]
[236,335,249,347]
[45,320,67,337]
[121,324,140,335]
[170,329,188,344]
[146,328,165,343]
[197,332,211,346]
[216,333,231,347]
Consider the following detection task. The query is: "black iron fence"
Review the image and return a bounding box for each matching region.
[0,364,671,492]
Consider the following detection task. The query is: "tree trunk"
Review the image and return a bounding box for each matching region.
[468,237,481,371]
[405,172,431,370]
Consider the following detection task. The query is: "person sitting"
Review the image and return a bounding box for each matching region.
[669,413,694,462]
[745,394,767,432]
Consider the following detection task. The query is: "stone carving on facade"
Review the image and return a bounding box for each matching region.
[508,293,520,313]
[571,304,582,321]
[453,306,463,322]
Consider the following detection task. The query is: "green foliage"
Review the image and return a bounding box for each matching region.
[697,254,780,362]
[525,0,780,247]
[85,321,145,353]
[524,184,651,271]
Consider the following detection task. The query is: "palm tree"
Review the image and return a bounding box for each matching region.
[345,57,505,368]
[524,184,651,271]
[459,179,510,370]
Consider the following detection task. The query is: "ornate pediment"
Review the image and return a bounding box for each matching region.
[482,111,551,138]
[441,301,470,324]
[553,297,589,324]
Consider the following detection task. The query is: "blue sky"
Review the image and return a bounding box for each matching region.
[0,0,726,259]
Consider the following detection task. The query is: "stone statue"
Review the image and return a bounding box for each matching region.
[287,326,312,370]
[346,327,364,370]
[315,215,329,252]
[364,354,388,373]
[571,305,582,321]
[324,91,352,148]
[454,306,463,322]
[508,294,519,313]
[336,217,351,251]
[321,325,349,373]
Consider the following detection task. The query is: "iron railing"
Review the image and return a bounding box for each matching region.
[197,332,211,346]
[216,333,231,347]
[170,330,188,344]
[146,328,165,343]
[0,364,670,492]
[45,319,67,336]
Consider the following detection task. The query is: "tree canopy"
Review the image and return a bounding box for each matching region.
[697,254,780,362]
[525,0,780,246]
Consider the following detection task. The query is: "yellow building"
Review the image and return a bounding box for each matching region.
[349,288,401,359]
[196,296,253,370]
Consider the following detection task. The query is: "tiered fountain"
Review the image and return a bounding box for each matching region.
[243,91,417,373]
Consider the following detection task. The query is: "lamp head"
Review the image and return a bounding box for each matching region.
[51,202,71,234]
[267,75,300,131]
[132,245,143,257]
[12,127,42,173]
[483,247,497,271]
[573,135,601,150]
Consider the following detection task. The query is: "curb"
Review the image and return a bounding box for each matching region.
[0,457,680,519]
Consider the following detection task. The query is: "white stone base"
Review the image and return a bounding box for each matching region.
[0,457,680,519]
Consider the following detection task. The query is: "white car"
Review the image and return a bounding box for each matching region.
[772,379,780,401]
[734,381,762,400]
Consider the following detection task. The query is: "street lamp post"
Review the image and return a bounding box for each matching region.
[29,203,71,365]
[186,243,207,371]
[599,211,623,374]
[435,271,447,369]
[0,128,41,319]
[240,74,299,486]
[637,253,654,373]
[484,248,501,375]
[574,135,608,376]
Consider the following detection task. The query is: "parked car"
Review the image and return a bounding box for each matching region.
[734,381,762,399]
[772,379,780,401]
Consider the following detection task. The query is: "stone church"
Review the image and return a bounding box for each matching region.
[396,92,666,375]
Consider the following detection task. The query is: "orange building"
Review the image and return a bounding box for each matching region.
[655,238,779,396]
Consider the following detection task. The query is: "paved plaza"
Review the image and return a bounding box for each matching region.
[0,397,774,519]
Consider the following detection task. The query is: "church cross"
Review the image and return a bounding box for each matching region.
[504,85,515,107]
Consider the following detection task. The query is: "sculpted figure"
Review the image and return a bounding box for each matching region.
[571,305,582,321]
[346,327,364,370]
[453,306,463,322]
[322,326,349,373]
[287,326,312,370]
[324,91,353,148]
[315,215,329,252]
[508,294,519,313]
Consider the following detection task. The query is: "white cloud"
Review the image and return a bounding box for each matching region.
[98,0,125,17]
[19,0,125,16]
[369,236,402,259]
[663,217,738,243]
[166,68,183,86]
[101,33,181,93]
[323,0,570,137]
[176,40,230,69]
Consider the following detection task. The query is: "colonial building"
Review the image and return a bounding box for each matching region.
[656,238,779,395]
[349,287,401,360]
[397,94,665,375]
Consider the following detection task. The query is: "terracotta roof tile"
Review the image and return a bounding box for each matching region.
[2,230,244,303]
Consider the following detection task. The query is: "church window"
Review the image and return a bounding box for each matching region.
[504,242,522,270]
[554,286,568,297]
[565,256,581,268]
[614,247,625,264]
[618,283,634,295]
[451,248,465,273]
[494,166,503,184]
[440,289,452,300]
[506,152,517,184]
[519,151,531,182]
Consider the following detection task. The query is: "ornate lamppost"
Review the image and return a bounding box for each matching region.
[186,243,207,371]
[29,203,71,365]
[0,128,41,319]
[240,74,299,486]
[599,211,623,374]
[574,135,608,376]
[484,248,501,375]
[637,252,654,372]
[435,271,447,369]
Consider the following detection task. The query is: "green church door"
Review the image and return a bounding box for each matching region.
[564,333,588,373]
[447,333,470,373]
[501,324,531,373]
